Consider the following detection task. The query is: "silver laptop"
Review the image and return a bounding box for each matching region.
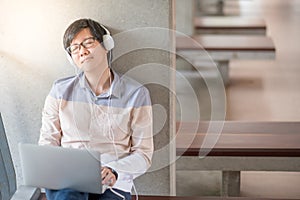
[19,143,102,194]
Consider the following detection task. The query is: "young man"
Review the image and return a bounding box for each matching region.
[38,18,153,200]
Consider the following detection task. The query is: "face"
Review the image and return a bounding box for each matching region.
[70,28,108,73]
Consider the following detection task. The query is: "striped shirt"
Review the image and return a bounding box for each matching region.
[38,70,153,192]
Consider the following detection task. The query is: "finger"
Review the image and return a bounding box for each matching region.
[101,167,117,186]
[101,168,110,179]
[102,177,111,185]
[103,173,114,184]
[102,173,116,186]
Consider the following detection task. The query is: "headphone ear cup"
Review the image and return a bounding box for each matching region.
[102,34,114,51]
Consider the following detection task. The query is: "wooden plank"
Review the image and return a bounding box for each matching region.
[176,121,300,134]
[176,121,300,157]
[194,17,266,35]
[176,35,275,52]
[194,17,266,30]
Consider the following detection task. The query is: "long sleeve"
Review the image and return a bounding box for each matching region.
[38,85,62,146]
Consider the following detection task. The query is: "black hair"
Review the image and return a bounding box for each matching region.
[63,18,107,51]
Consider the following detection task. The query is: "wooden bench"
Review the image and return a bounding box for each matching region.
[176,121,300,196]
[196,0,244,16]
[176,35,276,85]
[2,113,298,199]
[194,17,267,35]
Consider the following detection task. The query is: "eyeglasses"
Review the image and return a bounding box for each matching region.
[66,37,97,54]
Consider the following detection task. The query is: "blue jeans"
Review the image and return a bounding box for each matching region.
[46,188,131,200]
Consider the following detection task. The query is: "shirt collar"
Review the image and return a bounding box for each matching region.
[78,69,121,99]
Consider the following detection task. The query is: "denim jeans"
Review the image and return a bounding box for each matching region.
[46,188,131,200]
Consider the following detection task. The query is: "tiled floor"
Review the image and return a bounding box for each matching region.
[176,0,300,198]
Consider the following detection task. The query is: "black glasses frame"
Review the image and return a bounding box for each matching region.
[66,37,96,54]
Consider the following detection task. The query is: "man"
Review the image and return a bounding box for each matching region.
[39,18,153,200]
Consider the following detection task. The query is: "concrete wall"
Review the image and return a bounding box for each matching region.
[0,0,175,195]
[176,0,195,35]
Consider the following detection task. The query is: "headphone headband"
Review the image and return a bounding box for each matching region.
[99,23,111,35]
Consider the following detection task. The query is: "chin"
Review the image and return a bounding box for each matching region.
[82,65,100,73]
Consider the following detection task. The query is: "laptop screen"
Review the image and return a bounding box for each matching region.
[19,143,102,194]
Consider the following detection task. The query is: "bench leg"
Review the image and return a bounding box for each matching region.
[221,171,240,197]
[216,0,225,14]
[217,61,229,86]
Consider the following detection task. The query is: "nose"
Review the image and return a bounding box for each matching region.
[79,44,89,57]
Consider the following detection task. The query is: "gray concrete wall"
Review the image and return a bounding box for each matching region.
[0,0,175,195]
[176,0,195,35]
